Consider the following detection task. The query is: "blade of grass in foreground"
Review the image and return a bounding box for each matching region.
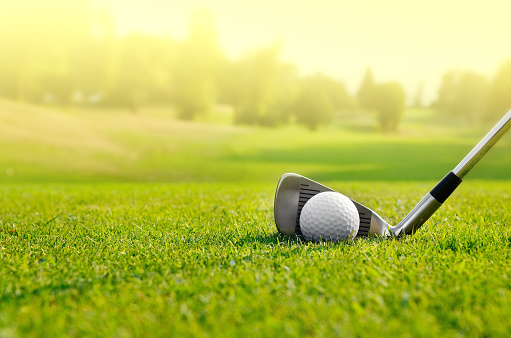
[1,181,510,336]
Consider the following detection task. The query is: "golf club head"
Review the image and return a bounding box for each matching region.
[274,173,389,238]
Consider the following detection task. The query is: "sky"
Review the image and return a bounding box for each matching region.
[93,0,511,103]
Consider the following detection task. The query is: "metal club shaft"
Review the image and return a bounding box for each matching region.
[453,109,511,179]
[393,109,511,236]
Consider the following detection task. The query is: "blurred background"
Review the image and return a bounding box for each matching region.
[1,0,511,183]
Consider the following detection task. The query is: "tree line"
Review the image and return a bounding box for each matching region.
[0,2,510,131]
[433,62,511,122]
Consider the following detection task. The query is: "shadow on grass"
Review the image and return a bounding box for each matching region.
[175,229,393,250]
[224,142,511,181]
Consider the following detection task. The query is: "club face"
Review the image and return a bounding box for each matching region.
[274,173,389,238]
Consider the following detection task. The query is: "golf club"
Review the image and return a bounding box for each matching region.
[274,109,511,238]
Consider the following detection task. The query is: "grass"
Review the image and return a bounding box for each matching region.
[1,100,510,183]
[1,100,511,336]
[2,182,511,336]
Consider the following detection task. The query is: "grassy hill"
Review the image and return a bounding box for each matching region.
[1,100,510,183]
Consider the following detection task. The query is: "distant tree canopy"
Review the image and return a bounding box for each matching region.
[4,1,510,131]
[106,34,175,111]
[0,1,96,102]
[488,59,511,120]
[356,69,406,132]
[293,74,335,130]
[434,70,489,123]
[172,10,222,120]
[373,83,406,132]
[412,82,424,108]
[0,3,357,130]
[356,68,376,110]
[222,45,298,126]
[434,60,511,123]
[205,44,356,129]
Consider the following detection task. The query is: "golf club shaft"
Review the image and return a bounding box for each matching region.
[393,109,511,236]
[453,109,511,178]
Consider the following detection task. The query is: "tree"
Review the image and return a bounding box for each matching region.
[487,59,511,120]
[292,74,335,130]
[0,0,93,103]
[106,34,175,111]
[456,72,489,123]
[225,44,298,126]
[316,74,354,112]
[435,70,489,123]
[71,8,118,106]
[172,10,222,120]
[356,68,375,109]
[356,69,406,132]
[372,83,406,132]
[413,81,424,108]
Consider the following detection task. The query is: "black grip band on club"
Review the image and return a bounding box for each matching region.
[430,171,463,204]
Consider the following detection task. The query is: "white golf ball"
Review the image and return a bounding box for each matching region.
[300,191,360,242]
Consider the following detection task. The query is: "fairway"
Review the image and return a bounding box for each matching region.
[2,100,511,183]
[2,182,511,336]
[2,102,511,336]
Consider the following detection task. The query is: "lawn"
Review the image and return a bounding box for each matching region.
[1,100,510,183]
[2,182,511,336]
[1,101,511,336]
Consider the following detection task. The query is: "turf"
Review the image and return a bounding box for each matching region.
[1,101,511,183]
[1,181,511,336]
[2,101,511,336]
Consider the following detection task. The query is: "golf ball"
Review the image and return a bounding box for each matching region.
[300,191,360,242]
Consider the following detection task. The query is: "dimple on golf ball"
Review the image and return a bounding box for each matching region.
[300,191,360,242]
